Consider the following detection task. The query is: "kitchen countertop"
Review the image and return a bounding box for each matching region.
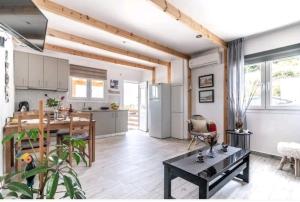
[82,109,128,112]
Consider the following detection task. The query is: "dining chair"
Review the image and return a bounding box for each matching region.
[15,111,51,171]
[57,112,93,167]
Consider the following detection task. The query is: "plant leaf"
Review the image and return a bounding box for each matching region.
[7,182,33,198]
[63,175,74,199]
[68,170,81,189]
[46,172,59,199]
[74,191,86,199]
[6,191,18,198]
[72,152,81,165]
[2,133,15,144]
[22,166,48,179]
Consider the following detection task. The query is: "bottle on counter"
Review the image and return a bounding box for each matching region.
[69,104,73,114]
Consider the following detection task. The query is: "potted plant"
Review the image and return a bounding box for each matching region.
[0,130,86,199]
[44,94,65,120]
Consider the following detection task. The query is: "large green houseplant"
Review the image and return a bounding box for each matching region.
[0,129,87,199]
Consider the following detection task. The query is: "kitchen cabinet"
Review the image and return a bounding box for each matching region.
[14,51,29,89]
[57,59,69,91]
[43,56,58,90]
[93,110,128,136]
[14,51,69,91]
[28,54,44,89]
[116,110,128,133]
[94,111,116,135]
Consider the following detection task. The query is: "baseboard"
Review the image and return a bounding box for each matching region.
[251,150,281,160]
[95,132,126,139]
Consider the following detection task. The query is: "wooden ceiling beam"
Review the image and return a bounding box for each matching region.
[47,28,169,66]
[33,0,190,59]
[45,44,155,71]
[150,0,227,49]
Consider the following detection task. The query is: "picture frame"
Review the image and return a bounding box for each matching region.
[199,74,214,88]
[199,90,214,103]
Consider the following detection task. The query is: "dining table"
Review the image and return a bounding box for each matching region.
[3,117,96,173]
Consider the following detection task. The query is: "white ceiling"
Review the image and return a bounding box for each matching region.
[169,0,300,41]
[34,0,300,70]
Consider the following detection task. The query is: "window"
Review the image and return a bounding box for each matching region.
[70,77,105,100]
[91,80,105,99]
[71,77,87,98]
[245,52,300,109]
[245,63,264,107]
[269,56,300,107]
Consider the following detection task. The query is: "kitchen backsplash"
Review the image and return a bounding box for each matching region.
[15,89,121,111]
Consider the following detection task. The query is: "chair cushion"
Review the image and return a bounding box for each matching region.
[191,119,208,133]
[21,140,48,150]
[74,133,90,141]
[207,121,217,132]
[57,129,70,136]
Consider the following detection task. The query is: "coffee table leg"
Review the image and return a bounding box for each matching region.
[237,156,250,183]
[164,166,173,199]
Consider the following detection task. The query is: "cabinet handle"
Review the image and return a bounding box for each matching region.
[22,78,24,85]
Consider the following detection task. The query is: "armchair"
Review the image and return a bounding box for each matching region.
[187,115,217,151]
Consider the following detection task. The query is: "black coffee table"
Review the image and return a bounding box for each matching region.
[163,145,250,199]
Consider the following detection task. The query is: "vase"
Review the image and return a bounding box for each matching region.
[235,120,244,132]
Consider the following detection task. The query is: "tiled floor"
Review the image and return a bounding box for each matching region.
[76,130,299,199]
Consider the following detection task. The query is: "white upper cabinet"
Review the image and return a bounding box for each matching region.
[28,54,44,89]
[14,51,29,89]
[14,51,69,91]
[57,59,69,91]
[43,56,58,90]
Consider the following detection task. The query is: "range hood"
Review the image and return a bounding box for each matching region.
[0,0,48,52]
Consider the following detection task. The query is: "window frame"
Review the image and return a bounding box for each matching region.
[245,53,300,111]
[244,61,266,110]
[69,76,106,101]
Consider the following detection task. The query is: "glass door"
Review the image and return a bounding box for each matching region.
[138,82,148,132]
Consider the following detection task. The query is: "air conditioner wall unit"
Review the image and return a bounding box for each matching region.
[189,52,221,69]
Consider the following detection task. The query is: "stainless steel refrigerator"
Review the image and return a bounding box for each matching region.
[149,83,171,138]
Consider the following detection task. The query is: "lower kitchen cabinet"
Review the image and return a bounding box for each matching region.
[116,110,128,133]
[93,110,128,136]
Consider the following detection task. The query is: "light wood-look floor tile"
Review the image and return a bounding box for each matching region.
[75,130,299,199]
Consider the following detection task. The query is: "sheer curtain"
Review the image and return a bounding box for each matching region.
[227,38,245,130]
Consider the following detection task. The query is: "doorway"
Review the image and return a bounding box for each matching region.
[123,81,148,131]
[124,81,139,130]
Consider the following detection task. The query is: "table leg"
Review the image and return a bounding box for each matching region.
[92,122,95,162]
[164,166,173,199]
[5,139,13,173]
[198,181,208,199]
[237,156,250,183]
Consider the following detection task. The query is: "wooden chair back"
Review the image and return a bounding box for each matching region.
[16,111,50,150]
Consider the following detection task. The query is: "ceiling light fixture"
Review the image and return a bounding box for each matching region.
[196,34,202,38]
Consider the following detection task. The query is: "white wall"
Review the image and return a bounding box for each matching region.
[191,49,224,142]
[244,22,300,156]
[14,47,144,110]
[0,31,15,174]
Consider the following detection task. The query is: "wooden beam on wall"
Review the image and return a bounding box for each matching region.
[47,28,169,66]
[167,62,171,83]
[33,0,190,59]
[150,0,227,49]
[152,68,156,84]
[45,44,155,71]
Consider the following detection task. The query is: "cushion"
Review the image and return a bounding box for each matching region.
[207,121,217,132]
[191,119,208,133]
